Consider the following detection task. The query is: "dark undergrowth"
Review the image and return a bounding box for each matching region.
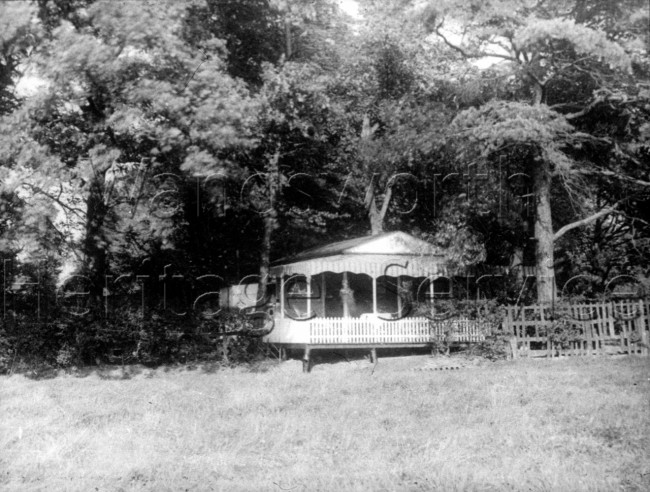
[0,308,271,377]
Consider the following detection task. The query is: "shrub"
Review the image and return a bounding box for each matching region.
[0,330,14,374]
[220,335,269,365]
[55,343,76,368]
[538,304,584,351]
[468,333,513,360]
[0,306,274,372]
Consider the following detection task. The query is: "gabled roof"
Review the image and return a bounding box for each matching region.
[271,231,447,278]
[276,231,441,264]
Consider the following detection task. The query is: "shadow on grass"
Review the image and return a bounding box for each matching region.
[12,346,471,379]
[305,347,434,368]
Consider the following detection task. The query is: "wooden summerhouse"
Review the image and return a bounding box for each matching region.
[263,231,486,371]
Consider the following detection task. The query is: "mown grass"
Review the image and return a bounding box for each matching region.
[1,354,649,491]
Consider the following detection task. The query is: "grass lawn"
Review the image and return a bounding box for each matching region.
[1,354,649,491]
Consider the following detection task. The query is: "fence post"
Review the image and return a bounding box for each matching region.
[586,313,594,356]
[541,304,553,358]
[639,299,650,355]
[623,301,635,355]
[505,306,519,359]
[508,334,518,360]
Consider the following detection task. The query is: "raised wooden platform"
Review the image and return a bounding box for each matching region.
[264,316,491,371]
[264,316,489,344]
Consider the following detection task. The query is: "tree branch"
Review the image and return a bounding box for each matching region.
[554,201,623,241]
[560,95,606,120]
[575,168,650,188]
[19,183,86,220]
[379,180,394,222]
[364,173,377,210]
[434,25,517,62]
[435,25,474,58]
[45,217,84,262]
[559,93,643,120]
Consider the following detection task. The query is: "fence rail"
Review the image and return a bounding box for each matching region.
[504,299,650,358]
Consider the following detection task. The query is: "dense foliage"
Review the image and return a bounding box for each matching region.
[1,0,649,369]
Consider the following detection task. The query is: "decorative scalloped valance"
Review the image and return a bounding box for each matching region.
[270,254,447,279]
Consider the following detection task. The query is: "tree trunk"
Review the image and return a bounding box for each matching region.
[530,78,555,304]
[258,212,276,306]
[82,176,109,303]
[258,151,280,305]
[364,176,384,236]
[532,158,556,304]
[368,197,384,235]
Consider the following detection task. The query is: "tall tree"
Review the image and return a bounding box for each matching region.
[326,10,454,237]
[181,1,354,297]
[1,0,257,298]
[420,0,650,303]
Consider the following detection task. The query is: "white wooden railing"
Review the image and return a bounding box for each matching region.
[308,316,488,345]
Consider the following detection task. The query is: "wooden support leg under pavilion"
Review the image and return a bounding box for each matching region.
[302,346,312,373]
[370,348,377,364]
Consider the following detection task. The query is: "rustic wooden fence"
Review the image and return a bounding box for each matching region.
[503,299,650,358]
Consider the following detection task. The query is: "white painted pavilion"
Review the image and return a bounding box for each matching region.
[262,231,487,371]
